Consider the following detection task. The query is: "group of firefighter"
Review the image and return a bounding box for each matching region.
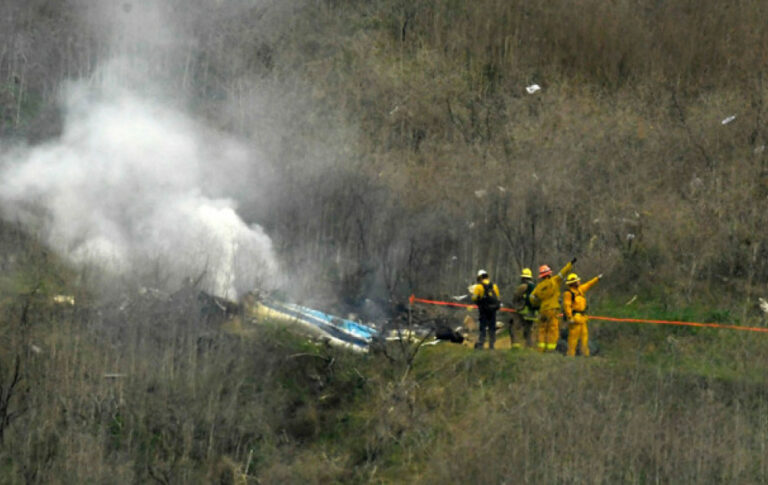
[471,258,603,356]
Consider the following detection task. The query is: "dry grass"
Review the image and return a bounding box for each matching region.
[2,0,768,308]
[418,353,768,484]
[2,240,768,484]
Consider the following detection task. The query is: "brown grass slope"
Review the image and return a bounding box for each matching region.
[1,0,768,310]
[1,227,768,483]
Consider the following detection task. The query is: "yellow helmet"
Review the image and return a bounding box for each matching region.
[566,273,580,285]
[520,268,533,279]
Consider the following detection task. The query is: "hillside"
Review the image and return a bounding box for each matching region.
[1,0,767,309]
[2,0,768,483]
[1,232,768,483]
[2,253,768,482]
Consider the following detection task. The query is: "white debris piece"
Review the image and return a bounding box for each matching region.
[474,189,487,198]
[588,234,598,250]
[526,84,541,94]
[759,297,768,315]
[754,145,765,154]
[384,329,419,342]
[52,295,75,305]
[721,115,736,125]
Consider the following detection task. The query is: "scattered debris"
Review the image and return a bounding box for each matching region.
[759,297,768,315]
[755,145,765,154]
[198,291,240,324]
[625,295,638,306]
[721,115,737,125]
[526,84,541,94]
[383,328,421,342]
[587,234,598,250]
[29,344,42,354]
[474,189,487,198]
[463,314,477,332]
[52,295,75,305]
[247,298,378,352]
[103,373,127,379]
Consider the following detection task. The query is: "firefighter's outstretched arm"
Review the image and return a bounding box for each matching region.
[554,260,575,284]
[581,275,601,293]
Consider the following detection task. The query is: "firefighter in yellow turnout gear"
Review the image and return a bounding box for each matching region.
[529,258,576,352]
[510,268,537,348]
[563,272,602,357]
[471,270,501,349]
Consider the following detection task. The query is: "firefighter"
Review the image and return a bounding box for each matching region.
[563,272,602,357]
[529,258,576,352]
[510,268,537,348]
[471,269,501,350]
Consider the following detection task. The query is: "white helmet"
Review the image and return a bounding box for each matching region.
[477,269,488,278]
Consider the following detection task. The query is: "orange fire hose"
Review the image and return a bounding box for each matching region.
[408,295,768,334]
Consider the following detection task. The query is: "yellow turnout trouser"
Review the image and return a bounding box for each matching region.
[537,309,559,352]
[566,313,589,357]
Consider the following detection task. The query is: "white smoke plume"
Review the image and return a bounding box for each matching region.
[0,63,278,299]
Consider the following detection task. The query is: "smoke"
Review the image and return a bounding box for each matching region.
[0,3,279,299]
